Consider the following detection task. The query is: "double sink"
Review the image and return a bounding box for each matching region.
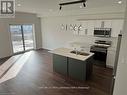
[70,50,90,56]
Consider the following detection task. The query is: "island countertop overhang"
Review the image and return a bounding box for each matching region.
[50,48,94,61]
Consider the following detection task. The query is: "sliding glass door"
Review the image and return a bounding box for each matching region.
[10,25,24,53]
[23,25,34,50]
[10,25,34,53]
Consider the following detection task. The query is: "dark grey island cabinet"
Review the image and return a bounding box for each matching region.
[53,54,68,76]
[53,54,93,81]
[68,57,93,81]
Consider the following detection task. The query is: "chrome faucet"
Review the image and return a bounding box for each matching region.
[74,48,78,55]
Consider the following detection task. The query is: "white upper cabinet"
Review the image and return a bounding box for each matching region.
[94,20,102,27]
[111,20,124,37]
[87,20,95,36]
[79,21,95,36]
[76,19,124,37]
[104,20,112,28]
[94,20,112,28]
[79,21,88,36]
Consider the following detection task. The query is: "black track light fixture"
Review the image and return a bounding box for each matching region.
[59,0,87,10]
[83,2,86,7]
[60,6,62,10]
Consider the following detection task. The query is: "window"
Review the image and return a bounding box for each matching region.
[10,25,34,53]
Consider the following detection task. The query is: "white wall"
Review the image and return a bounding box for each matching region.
[41,13,123,51]
[113,2,127,95]
[0,12,42,58]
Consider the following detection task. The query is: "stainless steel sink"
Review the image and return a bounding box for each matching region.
[70,50,90,56]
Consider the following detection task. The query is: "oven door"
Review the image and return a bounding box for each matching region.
[90,50,107,62]
[90,47,107,62]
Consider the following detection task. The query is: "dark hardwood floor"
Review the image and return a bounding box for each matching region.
[0,49,113,95]
[0,57,10,66]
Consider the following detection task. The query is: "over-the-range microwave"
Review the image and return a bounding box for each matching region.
[94,28,112,37]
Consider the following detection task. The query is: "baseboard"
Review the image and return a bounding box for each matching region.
[41,48,52,51]
[106,65,114,69]
[35,48,50,51]
[0,56,11,61]
[35,48,43,50]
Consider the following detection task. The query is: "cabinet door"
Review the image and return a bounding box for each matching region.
[111,20,124,37]
[94,20,102,27]
[79,21,88,35]
[106,50,116,68]
[72,21,80,35]
[87,20,94,36]
[53,54,68,75]
[104,20,112,28]
[68,58,86,80]
[94,20,112,28]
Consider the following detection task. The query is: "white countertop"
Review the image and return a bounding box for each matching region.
[50,48,94,61]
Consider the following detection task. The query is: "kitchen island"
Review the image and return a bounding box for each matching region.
[50,48,94,81]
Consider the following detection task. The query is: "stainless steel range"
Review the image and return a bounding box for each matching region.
[90,40,111,67]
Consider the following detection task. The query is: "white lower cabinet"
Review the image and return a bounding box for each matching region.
[106,50,116,68]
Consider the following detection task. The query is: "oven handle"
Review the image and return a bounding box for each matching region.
[90,50,107,54]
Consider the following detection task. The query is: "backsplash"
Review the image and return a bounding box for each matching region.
[65,35,118,51]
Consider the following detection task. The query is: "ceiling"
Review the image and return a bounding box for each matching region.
[15,0,126,17]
